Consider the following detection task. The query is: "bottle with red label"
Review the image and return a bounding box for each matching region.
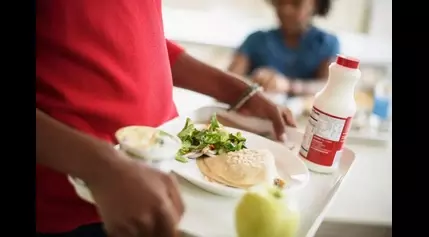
[299,55,361,173]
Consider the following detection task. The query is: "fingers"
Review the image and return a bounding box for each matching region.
[154,202,179,237]
[251,69,265,84]
[276,77,291,92]
[282,107,297,127]
[256,74,270,89]
[150,174,184,237]
[262,73,277,91]
[253,68,276,91]
[290,81,304,94]
[165,174,185,218]
[105,221,142,237]
[271,107,286,142]
[265,74,278,91]
[135,214,155,237]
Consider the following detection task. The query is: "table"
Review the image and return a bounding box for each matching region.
[172,87,392,227]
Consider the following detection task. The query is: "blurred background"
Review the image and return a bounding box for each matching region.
[165,0,392,236]
[163,0,391,70]
[166,0,392,142]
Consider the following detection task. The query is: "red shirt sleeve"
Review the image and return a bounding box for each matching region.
[166,40,184,66]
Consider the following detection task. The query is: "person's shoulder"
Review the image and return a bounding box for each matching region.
[245,29,271,41]
[309,27,339,47]
[237,29,280,56]
[307,27,340,57]
[240,29,274,49]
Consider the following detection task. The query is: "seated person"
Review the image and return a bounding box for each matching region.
[228,0,339,96]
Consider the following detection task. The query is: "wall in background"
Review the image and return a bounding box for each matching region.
[368,0,392,38]
[163,0,370,33]
[162,0,391,68]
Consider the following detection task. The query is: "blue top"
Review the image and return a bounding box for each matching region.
[237,26,340,80]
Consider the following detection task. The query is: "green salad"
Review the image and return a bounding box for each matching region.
[175,114,247,162]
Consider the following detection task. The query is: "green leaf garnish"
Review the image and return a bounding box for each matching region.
[175,113,247,159]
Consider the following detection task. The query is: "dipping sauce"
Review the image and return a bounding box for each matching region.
[115,126,181,161]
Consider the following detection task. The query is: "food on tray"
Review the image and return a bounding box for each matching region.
[176,114,247,162]
[196,149,278,189]
[116,126,175,149]
[115,126,181,161]
[177,113,286,190]
[274,177,286,189]
[235,185,300,237]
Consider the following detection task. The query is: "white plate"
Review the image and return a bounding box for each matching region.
[69,125,310,201]
[161,106,357,237]
[167,125,310,197]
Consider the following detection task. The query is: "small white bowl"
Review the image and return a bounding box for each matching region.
[115,126,182,162]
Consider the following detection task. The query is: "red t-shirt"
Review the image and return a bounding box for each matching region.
[36,0,183,233]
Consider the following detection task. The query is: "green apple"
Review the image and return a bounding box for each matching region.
[235,185,300,237]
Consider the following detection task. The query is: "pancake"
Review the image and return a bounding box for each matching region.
[197,149,277,189]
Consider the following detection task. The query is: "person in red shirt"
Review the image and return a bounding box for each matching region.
[36,1,297,237]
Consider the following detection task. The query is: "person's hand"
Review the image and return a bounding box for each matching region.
[237,92,297,141]
[251,67,290,92]
[290,80,305,95]
[86,155,184,237]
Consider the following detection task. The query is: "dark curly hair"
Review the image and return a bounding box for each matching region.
[315,0,332,17]
[267,0,333,17]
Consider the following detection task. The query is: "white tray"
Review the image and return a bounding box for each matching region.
[158,106,357,237]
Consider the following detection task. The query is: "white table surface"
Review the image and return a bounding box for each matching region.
[324,142,392,226]
[172,87,392,227]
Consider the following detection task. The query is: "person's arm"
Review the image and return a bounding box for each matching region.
[228,53,250,76]
[289,79,327,96]
[227,31,262,77]
[171,52,250,105]
[166,40,184,67]
[168,33,266,105]
[36,109,126,183]
[290,35,340,95]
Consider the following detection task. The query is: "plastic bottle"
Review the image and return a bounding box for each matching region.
[370,74,392,132]
[299,55,361,173]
